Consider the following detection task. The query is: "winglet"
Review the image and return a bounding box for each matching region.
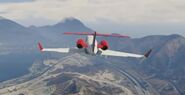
[144,49,152,58]
[38,42,43,51]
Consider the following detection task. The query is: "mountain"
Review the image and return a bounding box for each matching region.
[37,17,93,32]
[140,35,185,76]
[0,17,28,43]
[140,35,185,94]
[104,34,185,94]
[119,34,185,81]
[0,16,41,48]
[30,17,93,47]
[0,17,93,49]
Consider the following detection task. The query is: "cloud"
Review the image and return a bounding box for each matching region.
[0,0,33,3]
[0,0,185,26]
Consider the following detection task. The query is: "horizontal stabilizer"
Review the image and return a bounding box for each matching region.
[64,32,130,38]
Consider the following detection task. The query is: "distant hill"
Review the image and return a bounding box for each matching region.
[0,17,34,46]
[0,17,93,48]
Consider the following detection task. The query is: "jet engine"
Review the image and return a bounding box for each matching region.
[76,39,88,49]
[98,40,109,50]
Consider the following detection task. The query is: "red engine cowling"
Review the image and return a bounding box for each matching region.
[98,40,109,50]
[76,39,88,49]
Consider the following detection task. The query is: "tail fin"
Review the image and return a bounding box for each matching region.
[38,42,43,51]
[92,32,97,53]
[144,49,152,58]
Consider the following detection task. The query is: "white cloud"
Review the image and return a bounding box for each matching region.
[0,0,185,26]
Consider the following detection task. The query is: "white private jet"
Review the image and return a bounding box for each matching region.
[38,32,152,58]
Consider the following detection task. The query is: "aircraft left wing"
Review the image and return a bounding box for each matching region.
[98,49,152,58]
[38,42,82,54]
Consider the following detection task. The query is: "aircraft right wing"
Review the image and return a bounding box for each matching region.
[38,42,83,54]
[98,49,152,58]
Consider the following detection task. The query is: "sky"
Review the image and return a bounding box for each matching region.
[0,0,185,37]
[0,0,32,3]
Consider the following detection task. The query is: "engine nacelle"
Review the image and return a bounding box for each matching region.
[76,39,88,49]
[98,40,109,50]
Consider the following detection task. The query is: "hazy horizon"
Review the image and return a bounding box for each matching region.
[0,0,185,38]
[1,16,183,38]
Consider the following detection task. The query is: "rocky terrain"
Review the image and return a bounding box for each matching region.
[0,54,141,95]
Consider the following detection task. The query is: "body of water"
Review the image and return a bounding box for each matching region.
[0,52,41,82]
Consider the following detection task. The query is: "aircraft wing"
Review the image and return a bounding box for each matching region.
[98,49,152,58]
[42,48,70,53]
[38,42,83,54]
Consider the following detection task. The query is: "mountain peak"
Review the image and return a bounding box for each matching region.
[0,17,25,29]
[60,17,79,22]
[50,17,93,32]
[56,17,84,26]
